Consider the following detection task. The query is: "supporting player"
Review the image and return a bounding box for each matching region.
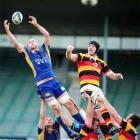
[101,98,140,140]
[66,41,123,135]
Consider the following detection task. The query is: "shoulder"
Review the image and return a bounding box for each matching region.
[23,47,31,53]
[96,57,107,65]
[54,120,60,129]
[21,47,31,57]
[77,53,88,60]
[38,127,44,135]
[96,56,103,62]
[41,43,50,49]
[77,52,86,56]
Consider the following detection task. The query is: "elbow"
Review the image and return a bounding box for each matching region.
[66,53,68,59]
[45,32,50,38]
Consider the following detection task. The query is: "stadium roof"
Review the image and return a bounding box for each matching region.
[0,0,139,17]
[0,0,139,36]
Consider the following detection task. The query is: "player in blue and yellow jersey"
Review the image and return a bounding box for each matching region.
[38,100,61,140]
[4,16,85,130]
[66,41,123,136]
[38,99,82,140]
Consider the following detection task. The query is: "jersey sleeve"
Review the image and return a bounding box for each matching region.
[102,61,113,76]
[80,123,91,137]
[77,53,83,62]
[54,120,60,129]
[21,47,29,58]
[38,127,43,134]
[41,44,51,60]
[38,127,45,140]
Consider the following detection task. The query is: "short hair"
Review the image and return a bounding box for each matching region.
[129,113,140,128]
[89,41,100,54]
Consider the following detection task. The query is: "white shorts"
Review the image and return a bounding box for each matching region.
[81,84,105,104]
[46,92,71,107]
[57,91,71,104]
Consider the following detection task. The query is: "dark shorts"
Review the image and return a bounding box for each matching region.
[37,79,66,100]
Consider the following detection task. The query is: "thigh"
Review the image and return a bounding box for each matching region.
[91,87,105,103]
[53,81,66,98]
[53,82,71,104]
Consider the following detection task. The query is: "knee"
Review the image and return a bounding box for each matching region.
[51,104,60,111]
[51,104,61,114]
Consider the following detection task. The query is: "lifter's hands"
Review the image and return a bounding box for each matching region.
[28,16,38,26]
[4,20,10,32]
[82,93,91,101]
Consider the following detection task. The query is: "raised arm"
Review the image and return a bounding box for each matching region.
[38,100,46,129]
[28,16,50,45]
[4,20,24,53]
[66,45,78,62]
[83,94,94,128]
[99,97,122,124]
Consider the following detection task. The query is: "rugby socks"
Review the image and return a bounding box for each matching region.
[72,112,85,124]
[100,123,112,140]
[79,109,86,120]
[100,109,113,130]
[56,116,73,137]
[119,119,127,130]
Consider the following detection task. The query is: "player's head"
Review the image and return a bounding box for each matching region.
[27,38,38,50]
[45,117,54,128]
[88,41,100,56]
[126,113,140,128]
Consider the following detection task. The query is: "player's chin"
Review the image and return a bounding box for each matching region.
[30,45,37,50]
[89,52,95,56]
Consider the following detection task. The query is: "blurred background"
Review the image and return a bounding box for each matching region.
[0,0,140,139]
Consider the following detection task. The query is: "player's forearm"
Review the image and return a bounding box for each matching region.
[60,114,73,128]
[66,50,72,60]
[6,30,19,47]
[86,99,93,117]
[40,100,46,120]
[38,100,46,129]
[85,99,93,127]
[102,98,122,124]
[66,51,76,62]
[6,31,24,53]
[34,23,50,38]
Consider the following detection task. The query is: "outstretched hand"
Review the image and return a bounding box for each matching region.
[67,45,74,52]
[116,73,123,80]
[4,20,10,32]
[28,16,38,26]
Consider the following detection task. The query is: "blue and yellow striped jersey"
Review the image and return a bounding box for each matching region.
[23,44,55,83]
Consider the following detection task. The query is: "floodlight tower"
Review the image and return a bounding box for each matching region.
[81,0,98,6]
